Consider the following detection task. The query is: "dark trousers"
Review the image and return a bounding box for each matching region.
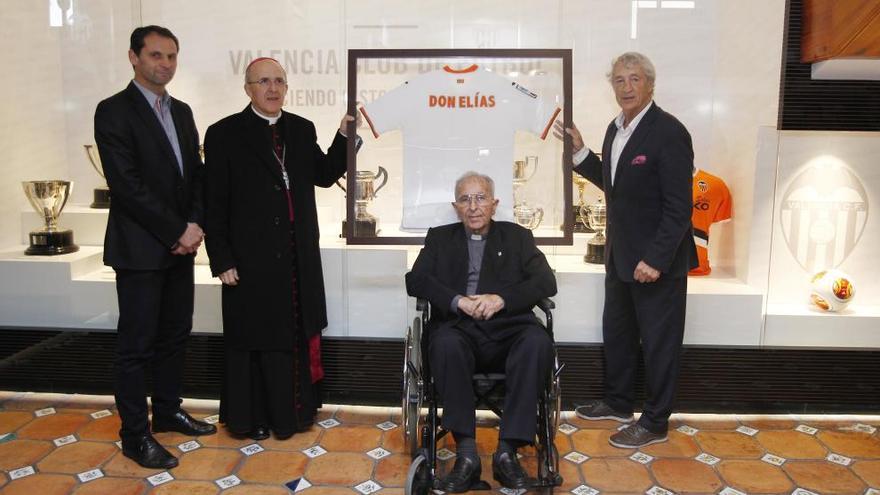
[114,259,194,441]
[602,265,687,434]
[429,321,554,443]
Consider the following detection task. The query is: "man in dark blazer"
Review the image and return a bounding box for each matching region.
[94,25,215,470]
[204,57,356,441]
[406,172,557,492]
[561,52,696,449]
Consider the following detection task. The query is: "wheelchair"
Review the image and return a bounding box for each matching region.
[402,297,564,494]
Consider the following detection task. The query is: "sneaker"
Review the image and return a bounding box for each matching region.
[608,424,668,449]
[574,400,634,423]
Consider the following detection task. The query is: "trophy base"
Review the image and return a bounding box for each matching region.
[26,230,80,256]
[584,242,605,264]
[340,218,379,238]
[91,188,111,209]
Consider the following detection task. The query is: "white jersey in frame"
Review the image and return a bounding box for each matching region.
[360,64,560,230]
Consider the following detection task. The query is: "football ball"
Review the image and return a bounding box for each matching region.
[809,270,855,312]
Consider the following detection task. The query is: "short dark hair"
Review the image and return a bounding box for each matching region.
[130,25,179,56]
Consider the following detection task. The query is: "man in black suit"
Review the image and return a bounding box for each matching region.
[203,57,356,441]
[560,52,696,448]
[94,25,216,470]
[406,172,557,492]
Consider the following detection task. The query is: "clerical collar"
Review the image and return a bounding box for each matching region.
[464,227,488,241]
[251,105,281,125]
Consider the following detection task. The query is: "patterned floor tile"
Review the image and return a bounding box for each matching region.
[150,480,219,494]
[738,416,799,430]
[651,458,724,493]
[172,447,242,480]
[224,485,292,494]
[640,430,701,458]
[374,453,411,487]
[580,458,653,493]
[852,459,880,486]
[101,450,165,478]
[695,431,765,458]
[0,410,34,433]
[36,441,118,474]
[1,473,78,495]
[818,430,880,457]
[0,439,53,470]
[15,413,90,440]
[76,414,122,442]
[571,428,635,457]
[717,459,794,493]
[670,414,740,430]
[757,429,828,459]
[335,405,392,425]
[254,425,322,452]
[784,460,867,494]
[188,427,251,449]
[521,452,583,489]
[320,424,383,452]
[236,450,308,484]
[70,476,146,495]
[306,451,374,485]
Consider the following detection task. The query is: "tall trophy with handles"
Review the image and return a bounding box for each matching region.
[22,180,79,255]
[338,166,388,237]
[581,198,606,264]
[84,145,111,208]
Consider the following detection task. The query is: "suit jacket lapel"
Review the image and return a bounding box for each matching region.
[125,83,180,178]
[169,99,193,183]
[241,106,285,185]
[601,122,616,194]
[451,224,470,295]
[614,103,659,189]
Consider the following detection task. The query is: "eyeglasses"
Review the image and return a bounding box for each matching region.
[246,77,288,87]
[454,193,492,206]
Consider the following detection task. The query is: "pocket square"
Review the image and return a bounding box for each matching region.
[631,155,647,166]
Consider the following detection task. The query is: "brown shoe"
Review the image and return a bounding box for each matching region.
[608,424,667,449]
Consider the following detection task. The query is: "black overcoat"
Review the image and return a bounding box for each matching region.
[204,106,347,349]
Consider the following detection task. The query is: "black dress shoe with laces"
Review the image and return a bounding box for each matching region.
[122,434,179,469]
[436,455,482,493]
[152,409,217,436]
[492,451,535,489]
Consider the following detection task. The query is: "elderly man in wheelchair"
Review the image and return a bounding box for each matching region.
[404,171,560,493]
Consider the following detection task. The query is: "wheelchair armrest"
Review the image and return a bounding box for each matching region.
[536,297,555,312]
[416,298,429,312]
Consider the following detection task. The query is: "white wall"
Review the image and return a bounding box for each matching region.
[2,0,785,284]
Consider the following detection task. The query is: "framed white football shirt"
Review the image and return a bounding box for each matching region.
[360,64,561,230]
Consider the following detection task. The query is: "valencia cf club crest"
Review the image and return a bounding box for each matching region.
[697,180,709,193]
[780,159,868,272]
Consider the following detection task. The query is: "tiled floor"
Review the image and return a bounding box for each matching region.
[1,392,880,494]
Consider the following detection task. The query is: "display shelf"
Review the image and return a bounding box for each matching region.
[764,303,880,348]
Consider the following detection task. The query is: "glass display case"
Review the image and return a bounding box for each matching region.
[344,49,573,244]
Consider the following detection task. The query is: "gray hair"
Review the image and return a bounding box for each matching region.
[454,171,495,198]
[606,52,656,85]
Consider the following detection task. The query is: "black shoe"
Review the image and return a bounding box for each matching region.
[574,399,634,423]
[436,455,481,493]
[152,409,217,436]
[492,451,534,489]
[608,423,668,449]
[121,434,179,469]
[249,426,270,441]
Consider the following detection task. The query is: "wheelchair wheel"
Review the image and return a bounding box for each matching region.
[402,317,423,455]
[549,372,562,433]
[405,452,431,495]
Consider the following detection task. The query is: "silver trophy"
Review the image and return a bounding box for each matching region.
[514,204,544,230]
[22,180,79,255]
[338,166,389,237]
[572,172,594,233]
[512,156,538,206]
[84,144,111,208]
[581,198,606,264]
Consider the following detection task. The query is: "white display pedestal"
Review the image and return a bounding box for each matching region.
[1,205,780,345]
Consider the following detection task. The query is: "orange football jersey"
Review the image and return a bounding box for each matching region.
[690,169,732,276]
